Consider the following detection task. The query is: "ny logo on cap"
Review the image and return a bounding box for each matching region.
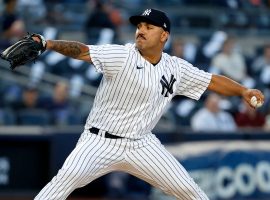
[142,9,151,16]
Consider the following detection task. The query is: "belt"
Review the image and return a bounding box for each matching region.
[89,127,123,139]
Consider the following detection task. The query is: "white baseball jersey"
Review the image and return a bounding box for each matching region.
[85,43,211,139]
[35,43,211,200]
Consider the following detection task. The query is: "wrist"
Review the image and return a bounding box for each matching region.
[46,40,52,50]
[240,87,249,97]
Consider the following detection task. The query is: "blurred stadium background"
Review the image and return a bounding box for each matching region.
[1,0,270,199]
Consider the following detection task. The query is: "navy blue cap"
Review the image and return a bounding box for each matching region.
[129,9,171,33]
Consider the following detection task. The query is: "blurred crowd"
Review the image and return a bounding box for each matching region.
[169,34,270,132]
[1,0,270,132]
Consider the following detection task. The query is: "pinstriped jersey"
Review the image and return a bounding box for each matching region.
[85,43,212,139]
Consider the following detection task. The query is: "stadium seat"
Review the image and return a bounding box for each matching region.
[2,109,16,125]
[17,109,51,126]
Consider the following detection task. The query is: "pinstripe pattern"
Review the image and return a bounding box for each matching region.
[35,131,127,200]
[35,43,211,200]
[35,133,208,200]
[125,135,208,199]
[85,44,211,139]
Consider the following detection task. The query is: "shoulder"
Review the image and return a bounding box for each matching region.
[89,43,132,56]
[194,108,208,116]
[124,43,136,49]
[163,53,194,69]
[90,43,129,49]
[105,43,135,53]
[192,108,212,122]
[195,108,220,121]
[213,53,227,61]
[220,111,234,118]
[232,52,245,60]
[124,43,138,54]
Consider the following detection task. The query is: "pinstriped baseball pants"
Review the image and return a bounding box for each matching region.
[34,130,209,200]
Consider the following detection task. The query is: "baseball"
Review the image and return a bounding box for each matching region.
[250,96,263,108]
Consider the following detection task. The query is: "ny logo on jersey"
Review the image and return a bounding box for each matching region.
[160,74,176,97]
[142,9,151,16]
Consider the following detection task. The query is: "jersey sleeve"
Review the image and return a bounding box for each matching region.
[176,59,212,100]
[89,44,128,78]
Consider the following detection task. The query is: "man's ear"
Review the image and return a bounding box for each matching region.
[161,31,169,42]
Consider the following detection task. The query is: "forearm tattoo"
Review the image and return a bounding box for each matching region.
[50,40,86,58]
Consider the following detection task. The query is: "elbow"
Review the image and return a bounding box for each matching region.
[207,74,218,91]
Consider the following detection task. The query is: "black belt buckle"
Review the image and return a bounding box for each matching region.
[89,127,123,139]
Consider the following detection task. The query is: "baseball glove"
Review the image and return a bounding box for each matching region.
[0,33,47,70]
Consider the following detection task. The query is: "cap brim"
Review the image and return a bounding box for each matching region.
[129,15,160,27]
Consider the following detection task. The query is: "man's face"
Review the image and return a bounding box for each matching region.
[206,94,221,113]
[135,22,167,51]
[264,46,270,60]
[23,90,38,107]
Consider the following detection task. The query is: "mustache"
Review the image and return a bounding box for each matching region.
[136,34,146,40]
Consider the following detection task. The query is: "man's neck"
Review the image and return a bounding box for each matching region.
[139,49,162,65]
